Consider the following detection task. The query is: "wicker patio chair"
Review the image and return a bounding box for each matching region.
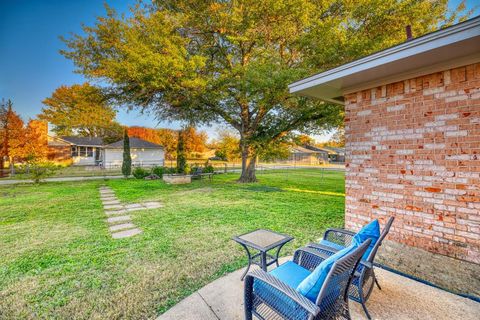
[307,217,394,319]
[244,239,371,320]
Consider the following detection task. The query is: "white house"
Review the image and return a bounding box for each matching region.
[48,136,164,167]
[103,137,165,167]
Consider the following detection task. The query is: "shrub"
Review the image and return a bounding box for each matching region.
[204,164,214,173]
[29,161,57,183]
[152,166,176,177]
[132,167,150,179]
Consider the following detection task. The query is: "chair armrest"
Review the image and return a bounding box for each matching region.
[359,260,373,269]
[323,228,355,246]
[307,243,340,254]
[293,246,330,271]
[245,269,320,317]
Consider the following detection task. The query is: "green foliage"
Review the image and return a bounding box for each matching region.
[62,0,468,181]
[213,130,241,162]
[132,167,150,179]
[176,130,187,174]
[29,161,57,184]
[122,130,132,177]
[203,164,214,173]
[152,166,176,177]
[40,83,118,137]
[183,163,191,175]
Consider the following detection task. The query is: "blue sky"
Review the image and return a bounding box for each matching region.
[0,0,478,141]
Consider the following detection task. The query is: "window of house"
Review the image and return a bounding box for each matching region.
[87,147,93,157]
[71,146,78,157]
[79,146,86,157]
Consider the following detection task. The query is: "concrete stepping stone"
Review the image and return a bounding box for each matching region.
[143,201,163,209]
[102,200,121,205]
[104,204,123,210]
[112,228,142,239]
[126,207,147,212]
[101,196,117,200]
[125,203,143,209]
[109,223,136,232]
[105,209,127,216]
[107,215,131,224]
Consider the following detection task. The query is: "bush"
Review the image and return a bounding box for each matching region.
[29,161,58,183]
[152,166,176,177]
[132,167,150,179]
[204,164,214,173]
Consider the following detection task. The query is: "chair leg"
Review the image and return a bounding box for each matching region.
[374,273,382,290]
[244,276,254,320]
[361,301,372,320]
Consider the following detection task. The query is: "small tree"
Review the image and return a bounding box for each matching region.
[29,160,57,184]
[122,130,131,177]
[176,129,186,174]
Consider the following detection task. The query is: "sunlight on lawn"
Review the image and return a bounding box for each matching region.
[0,169,345,319]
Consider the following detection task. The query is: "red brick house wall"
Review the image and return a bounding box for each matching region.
[344,63,480,265]
[47,145,71,162]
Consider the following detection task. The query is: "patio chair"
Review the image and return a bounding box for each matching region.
[307,217,394,319]
[244,239,371,320]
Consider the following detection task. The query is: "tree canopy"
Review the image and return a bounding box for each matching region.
[0,100,48,171]
[62,0,467,181]
[40,83,119,137]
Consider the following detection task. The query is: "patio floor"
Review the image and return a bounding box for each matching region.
[158,258,480,320]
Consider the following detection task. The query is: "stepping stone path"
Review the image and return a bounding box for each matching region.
[99,186,163,239]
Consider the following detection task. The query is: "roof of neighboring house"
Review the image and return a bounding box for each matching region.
[319,146,345,155]
[304,145,335,154]
[104,137,163,149]
[289,16,480,104]
[291,146,321,154]
[60,136,105,147]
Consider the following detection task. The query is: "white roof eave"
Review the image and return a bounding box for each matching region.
[289,17,480,103]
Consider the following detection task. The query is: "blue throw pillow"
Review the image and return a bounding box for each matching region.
[296,244,357,302]
[352,219,380,260]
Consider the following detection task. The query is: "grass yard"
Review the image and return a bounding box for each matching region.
[0,169,345,319]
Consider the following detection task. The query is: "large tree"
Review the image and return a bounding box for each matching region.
[0,100,26,172]
[40,83,118,137]
[62,0,466,182]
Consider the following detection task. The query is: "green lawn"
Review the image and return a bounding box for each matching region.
[0,169,345,319]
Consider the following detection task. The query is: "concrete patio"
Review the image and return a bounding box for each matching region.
[159,258,480,320]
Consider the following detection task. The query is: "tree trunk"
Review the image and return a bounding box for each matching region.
[238,144,257,183]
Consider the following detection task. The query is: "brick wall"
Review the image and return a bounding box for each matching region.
[344,63,480,265]
[48,146,72,162]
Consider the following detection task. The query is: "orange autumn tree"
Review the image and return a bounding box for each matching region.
[0,100,48,172]
[127,126,162,144]
[157,128,177,160]
[128,126,208,160]
[24,120,48,161]
[183,127,207,156]
[4,101,26,169]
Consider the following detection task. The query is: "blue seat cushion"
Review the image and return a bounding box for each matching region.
[254,261,311,318]
[319,239,345,251]
[352,219,381,260]
[296,245,357,302]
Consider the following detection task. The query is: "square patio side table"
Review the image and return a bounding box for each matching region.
[232,229,293,280]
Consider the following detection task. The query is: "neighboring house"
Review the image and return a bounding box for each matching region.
[103,137,165,167]
[319,146,346,163]
[48,136,164,167]
[278,145,329,165]
[289,17,480,297]
[48,136,104,165]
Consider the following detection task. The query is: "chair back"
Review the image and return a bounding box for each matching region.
[315,239,371,314]
[366,216,394,263]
